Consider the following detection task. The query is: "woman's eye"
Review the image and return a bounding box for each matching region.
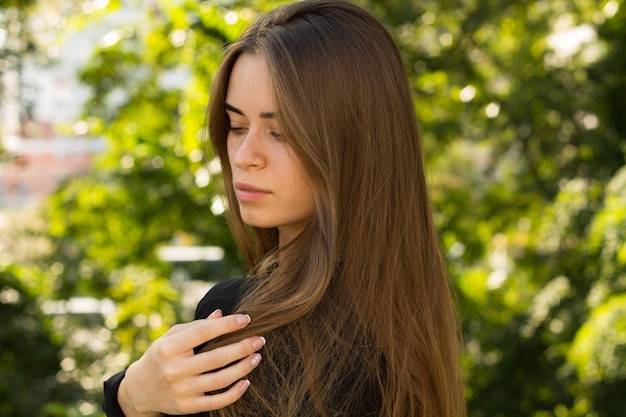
[229,126,246,134]
[269,130,282,140]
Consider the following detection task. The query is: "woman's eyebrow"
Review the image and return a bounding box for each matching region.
[225,103,276,119]
[225,103,244,115]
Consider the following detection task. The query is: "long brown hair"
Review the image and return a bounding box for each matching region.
[206,1,465,416]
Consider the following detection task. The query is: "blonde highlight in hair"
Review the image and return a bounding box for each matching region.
[206,1,465,416]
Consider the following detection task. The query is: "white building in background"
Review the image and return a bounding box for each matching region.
[0,1,140,208]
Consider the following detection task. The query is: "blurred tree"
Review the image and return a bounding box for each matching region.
[0,264,84,416]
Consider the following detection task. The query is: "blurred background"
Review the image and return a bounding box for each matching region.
[1,0,625,415]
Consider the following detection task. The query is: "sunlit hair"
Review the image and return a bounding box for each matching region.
[206,1,465,416]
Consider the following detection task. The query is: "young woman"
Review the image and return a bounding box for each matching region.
[103,1,466,416]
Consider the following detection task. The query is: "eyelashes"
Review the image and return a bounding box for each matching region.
[229,126,246,135]
[228,126,283,141]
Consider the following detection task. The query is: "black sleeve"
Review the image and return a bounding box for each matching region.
[102,369,127,417]
[102,277,250,417]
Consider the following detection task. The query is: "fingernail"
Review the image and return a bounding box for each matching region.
[239,379,251,393]
[252,336,266,350]
[237,314,251,325]
[250,353,262,367]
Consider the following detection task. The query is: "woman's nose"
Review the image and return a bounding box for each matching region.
[230,130,266,169]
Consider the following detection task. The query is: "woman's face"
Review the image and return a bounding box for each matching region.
[225,53,316,246]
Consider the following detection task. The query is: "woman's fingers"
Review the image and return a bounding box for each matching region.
[186,336,266,375]
[160,314,252,358]
[194,352,263,393]
[187,379,252,412]
[209,309,223,319]
[160,310,221,338]
[189,314,251,345]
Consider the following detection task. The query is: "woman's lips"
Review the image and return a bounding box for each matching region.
[234,181,271,202]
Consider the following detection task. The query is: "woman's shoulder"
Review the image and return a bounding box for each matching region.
[194,276,254,320]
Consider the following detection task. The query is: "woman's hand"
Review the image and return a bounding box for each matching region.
[118,310,265,416]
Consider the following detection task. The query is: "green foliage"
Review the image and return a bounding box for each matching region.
[588,165,626,288]
[569,294,626,383]
[106,265,179,360]
[0,264,83,416]
[0,0,35,8]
